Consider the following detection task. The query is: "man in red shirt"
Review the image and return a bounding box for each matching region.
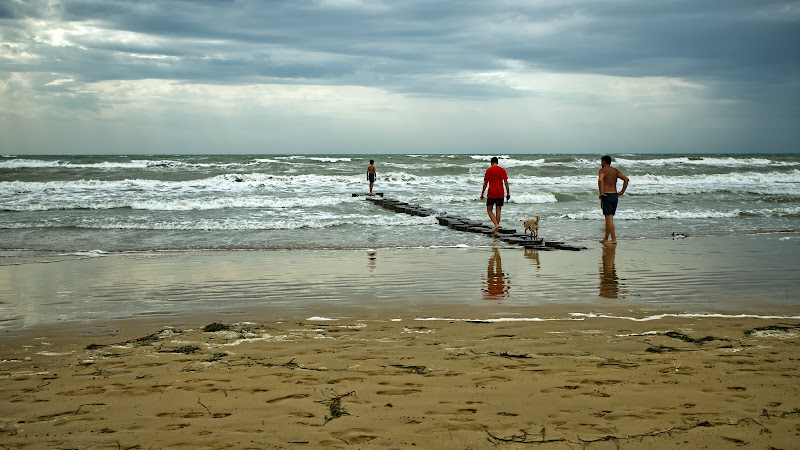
[480,156,510,234]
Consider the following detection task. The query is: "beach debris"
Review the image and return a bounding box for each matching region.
[316,390,355,424]
[158,345,200,354]
[132,329,181,346]
[389,364,431,374]
[203,322,231,332]
[206,352,228,362]
[597,358,640,368]
[253,357,330,372]
[645,345,679,353]
[486,418,761,447]
[486,428,566,445]
[661,331,725,346]
[487,351,532,360]
[743,323,800,337]
[84,328,182,350]
[197,398,212,415]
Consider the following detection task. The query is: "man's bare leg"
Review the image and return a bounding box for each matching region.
[601,215,617,244]
[495,205,502,227]
[487,205,499,234]
[369,181,374,195]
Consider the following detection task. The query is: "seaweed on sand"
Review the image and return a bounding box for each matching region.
[85,329,182,350]
[662,331,725,346]
[390,364,431,374]
[316,391,355,424]
[203,322,231,332]
[158,345,200,354]
[744,323,800,336]
[645,345,679,353]
[488,351,532,360]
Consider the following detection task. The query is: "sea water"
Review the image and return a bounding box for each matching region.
[2,153,799,252]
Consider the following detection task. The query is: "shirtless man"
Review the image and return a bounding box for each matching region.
[598,155,629,244]
[367,159,376,195]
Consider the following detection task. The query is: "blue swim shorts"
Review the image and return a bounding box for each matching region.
[368,173,376,183]
[486,197,504,207]
[600,193,619,215]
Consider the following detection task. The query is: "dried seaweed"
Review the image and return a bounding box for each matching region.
[662,331,723,346]
[203,322,231,332]
[486,418,760,447]
[488,351,532,360]
[316,391,355,424]
[645,345,679,353]
[158,345,200,354]
[744,323,800,336]
[390,364,431,374]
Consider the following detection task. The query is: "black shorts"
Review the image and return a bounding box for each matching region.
[486,197,504,207]
[368,173,376,183]
[600,193,619,215]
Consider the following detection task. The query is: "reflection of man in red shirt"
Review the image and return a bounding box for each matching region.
[480,157,510,234]
[483,248,509,300]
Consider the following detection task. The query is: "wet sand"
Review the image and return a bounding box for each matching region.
[2,234,800,330]
[2,234,800,448]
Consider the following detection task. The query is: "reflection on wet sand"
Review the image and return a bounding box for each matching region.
[483,248,510,300]
[524,248,541,270]
[367,250,377,271]
[599,244,621,298]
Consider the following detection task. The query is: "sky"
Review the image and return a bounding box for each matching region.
[1,0,799,155]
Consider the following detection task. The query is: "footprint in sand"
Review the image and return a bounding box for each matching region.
[328,428,379,445]
[471,375,509,387]
[327,376,365,384]
[266,393,310,403]
[540,384,581,393]
[376,388,422,395]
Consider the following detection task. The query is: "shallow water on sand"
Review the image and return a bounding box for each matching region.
[1,234,798,330]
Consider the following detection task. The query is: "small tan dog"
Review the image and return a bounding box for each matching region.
[523,216,540,239]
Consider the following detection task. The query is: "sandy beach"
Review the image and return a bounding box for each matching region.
[2,235,800,448]
[2,314,800,449]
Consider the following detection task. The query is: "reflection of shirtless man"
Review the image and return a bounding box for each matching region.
[598,155,629,244]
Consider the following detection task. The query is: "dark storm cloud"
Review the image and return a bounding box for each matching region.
[6,1,797,88]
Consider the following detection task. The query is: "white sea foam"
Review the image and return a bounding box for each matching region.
[62,250,108,257]
[0,194,362,211]
[416,313,800,323]
[613,156,797,168]
[0,158,266,170]
[562,209,744,220]
[569,312,800,321]
[2,212,439,230]
[511,192,559,204]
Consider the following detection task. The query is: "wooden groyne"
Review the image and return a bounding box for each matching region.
[364,196,586,251]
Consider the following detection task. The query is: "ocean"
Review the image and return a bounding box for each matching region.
[2,153,799,252]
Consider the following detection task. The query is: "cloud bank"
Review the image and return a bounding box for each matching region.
[1,0,798,154]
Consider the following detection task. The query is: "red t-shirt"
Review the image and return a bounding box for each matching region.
[484,165,508,198]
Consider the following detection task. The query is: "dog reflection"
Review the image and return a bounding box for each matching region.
[524,248,540,270]
[483,248,510,300]
[599,245,619,298]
